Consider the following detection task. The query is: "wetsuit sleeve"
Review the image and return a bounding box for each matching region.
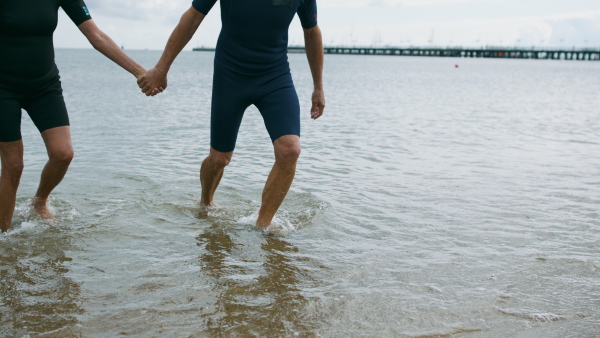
[192,0,218,15]
[61,0,92,26]
[297,0,318,29]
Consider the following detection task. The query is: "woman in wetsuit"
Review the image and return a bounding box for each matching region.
[0,0,147,232]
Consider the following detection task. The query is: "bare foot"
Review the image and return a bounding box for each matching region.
[199,199,215,208]
[256,215,271,228]
[256,221,270,228]
[259,219,295,236]
[197,202,216,219]
[31,197,55,220]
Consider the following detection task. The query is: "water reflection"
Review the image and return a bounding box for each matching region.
[196,226,319,336]
[0,227,83,336]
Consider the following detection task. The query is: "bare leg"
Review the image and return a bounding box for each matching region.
[200,147,233,206]
[256,135,301,228]
[0,140,25,232]
[32,126,74,219]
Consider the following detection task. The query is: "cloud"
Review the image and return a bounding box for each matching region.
[497,10,600,47]
[57,0,223,50]
[546,17,600,48]
[315,7,600,48]
[85,0,191,22]
[57,1,600,50]
[516,26,551,47]
[321,0,495,7]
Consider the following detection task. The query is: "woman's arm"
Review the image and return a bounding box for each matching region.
[78,19,146,79]
[138,7,206,96]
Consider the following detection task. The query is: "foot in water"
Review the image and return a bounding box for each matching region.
[256,214,271,228]
[257,216,295,236]
[260,220,295,236]
[197,202,217,219]
[31,197,55,220]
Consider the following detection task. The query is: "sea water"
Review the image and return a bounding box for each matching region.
[1,49,599,336]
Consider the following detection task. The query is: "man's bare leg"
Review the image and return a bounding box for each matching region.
[256,135,301,228]
[0,140,24,232]
[33,126,74,219]
[200,147,233,206]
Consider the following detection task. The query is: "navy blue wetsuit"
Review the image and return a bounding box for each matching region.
[191,0,318,152]
[0,0,92,142]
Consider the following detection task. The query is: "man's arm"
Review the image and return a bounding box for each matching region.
[138,7,206,96]
[303,25,325,120]
[78,19,146,79]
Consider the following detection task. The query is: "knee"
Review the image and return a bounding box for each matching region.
[275,138,301,164]
[49,148,74,166]
[208,152,231,169]
[1,159,24,181]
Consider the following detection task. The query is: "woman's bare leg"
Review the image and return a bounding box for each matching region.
[32,126,74,218]
[0,140,24,232]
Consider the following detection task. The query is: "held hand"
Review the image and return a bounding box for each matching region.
[310,88,325,120]
[137,67,167,96]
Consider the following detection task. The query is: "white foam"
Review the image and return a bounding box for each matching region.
[237,211,259,225]
[94,199,129,216]
[14,198,57,221]
[237,211,297,236]
[62,207,81,221]
[529,313,565,322]
[261,218,296,236]
[3,222,41,236]
[14,198,35,218]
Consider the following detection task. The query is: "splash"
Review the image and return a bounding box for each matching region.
[2,198,79,235]
[0,220,45,238]
[261,218,296,237]
[237,211,297,237]
[3,221,40,236]
[14,198,57,223]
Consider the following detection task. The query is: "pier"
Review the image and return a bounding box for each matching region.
[193,46,600,61]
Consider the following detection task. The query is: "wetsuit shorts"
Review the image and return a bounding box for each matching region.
[210,64,301,153]
[192,0,317,153]
[0,77,69,142]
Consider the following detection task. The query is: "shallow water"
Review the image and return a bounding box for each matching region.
[1,49,599,337]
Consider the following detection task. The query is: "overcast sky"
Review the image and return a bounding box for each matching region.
[55,0,600,50]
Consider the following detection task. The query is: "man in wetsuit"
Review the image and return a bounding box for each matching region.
[138,0,325,228]
[0,0,147,232]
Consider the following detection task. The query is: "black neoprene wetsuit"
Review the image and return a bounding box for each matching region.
[0,0,91,142]
[191,0,318,152]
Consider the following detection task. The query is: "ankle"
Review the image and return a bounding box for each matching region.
[200,199,214,206]
[32,196,48,207]
[256,216,272,228]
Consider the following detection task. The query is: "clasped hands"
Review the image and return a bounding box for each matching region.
[136,67,167,97]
